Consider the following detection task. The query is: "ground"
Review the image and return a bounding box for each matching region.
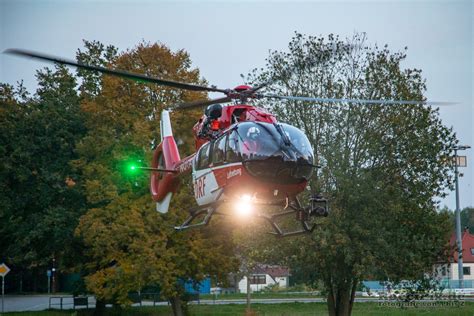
[3,302,474,316]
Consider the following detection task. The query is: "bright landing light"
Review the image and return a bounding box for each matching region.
[234,194,253,217]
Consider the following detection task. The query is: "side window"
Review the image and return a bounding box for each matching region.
[197,142,211,170]
[226,131,241,162]
[212,135,227,165]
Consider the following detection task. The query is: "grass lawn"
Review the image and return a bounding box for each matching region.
[4,302,474,315]
[199,292,322,300]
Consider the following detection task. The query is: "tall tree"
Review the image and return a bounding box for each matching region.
[461,207,474,233]
[73,41,237,315]
[0,66,86,290]
[245,32,456,316]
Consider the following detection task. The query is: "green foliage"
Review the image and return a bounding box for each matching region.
[73,41,238,309]
[0,65,86,274]
[245,32,456,316]
[1,40,238,307]
[460,207,474,233]
[443,206,474,234]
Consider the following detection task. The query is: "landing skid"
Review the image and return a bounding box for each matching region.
[174,196,328,237]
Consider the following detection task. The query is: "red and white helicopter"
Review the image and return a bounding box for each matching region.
[5,49,452,236]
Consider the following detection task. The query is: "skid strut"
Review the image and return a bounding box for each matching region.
[257,197,324,237]
[174,206,217,231]
[173,195,328,237]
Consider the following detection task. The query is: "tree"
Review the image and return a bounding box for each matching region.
[460,207,474,233]
[73,41,238,315]
[0,66,86,291]
[446,206,474,234]
[245,32,456,316]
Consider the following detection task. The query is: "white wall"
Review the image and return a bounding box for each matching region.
[449,263,474,280]
[238,275,288,293]
[276,276,289,288]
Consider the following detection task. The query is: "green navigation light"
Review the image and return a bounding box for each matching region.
[127,163,139,173]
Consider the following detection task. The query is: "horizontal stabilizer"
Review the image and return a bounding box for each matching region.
[156,192,173,213]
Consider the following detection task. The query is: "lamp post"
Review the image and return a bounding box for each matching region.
[450,145,470,289]
[52,257,56,294]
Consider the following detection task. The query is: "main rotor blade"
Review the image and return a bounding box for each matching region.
[4,48,228,94]
[173,96,232,110]
[259,94,457,106]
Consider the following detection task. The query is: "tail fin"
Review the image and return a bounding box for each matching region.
[151,110,181,213]
[160,109,173,141]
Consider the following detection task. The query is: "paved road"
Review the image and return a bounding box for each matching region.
[3,296,326,312]
[1,295,95,312]
[2,295,473,312]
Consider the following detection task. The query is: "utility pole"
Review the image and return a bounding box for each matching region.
[451,145,470,289]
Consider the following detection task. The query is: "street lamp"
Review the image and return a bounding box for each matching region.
[450,145,470,289]
[52,257,56,294]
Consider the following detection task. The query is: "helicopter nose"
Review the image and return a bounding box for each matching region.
[243,156,313,185]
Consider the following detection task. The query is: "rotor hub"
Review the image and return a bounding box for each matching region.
[234,85,252,92]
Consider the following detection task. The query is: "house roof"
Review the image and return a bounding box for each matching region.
[450,229,474,263]
[253,264,290,278]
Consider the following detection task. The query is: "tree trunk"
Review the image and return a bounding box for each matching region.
[337,287,351,316]
[33,268,38,293]
[327,284,337,316]
[93,299,106,316]
[246,273,251,313]
[170,296,184,316]
[348,279,358,316]
[19,271,23,293]
[326,279,357,316]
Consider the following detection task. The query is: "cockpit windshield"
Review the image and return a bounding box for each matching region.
[230,122,314,163]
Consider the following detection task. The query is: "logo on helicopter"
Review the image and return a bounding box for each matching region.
[227,168,242,179]
[178,158,193,173]
[194,175,206,199]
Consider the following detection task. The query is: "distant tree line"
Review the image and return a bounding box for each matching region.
[440,206,474,234]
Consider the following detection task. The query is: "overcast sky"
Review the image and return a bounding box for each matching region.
[1,0,472,209]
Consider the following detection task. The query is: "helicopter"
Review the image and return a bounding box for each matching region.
[4,48,454,237]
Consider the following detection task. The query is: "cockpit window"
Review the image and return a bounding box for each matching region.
[278,123,313,161]
[230,122,314,163]
[226,131,240,162]
[228,122,314,183]
[212,135,226,164]
[235,123,280,160]
[196,142,211,170]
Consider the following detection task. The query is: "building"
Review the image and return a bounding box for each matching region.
[238,264,290,293]
[184,277,211,294]
[434,228,474,287]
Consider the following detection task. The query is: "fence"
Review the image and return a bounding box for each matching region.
[439,279,474,289]
[49,296,91,310]
[363,279,474,292]
[48,293,167,310]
